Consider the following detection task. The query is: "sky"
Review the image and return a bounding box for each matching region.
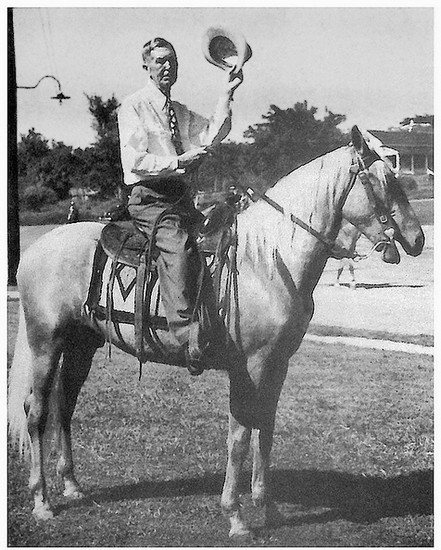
[11,5,434,149]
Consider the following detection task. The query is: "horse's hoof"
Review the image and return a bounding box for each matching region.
[228,511,251,538]
[229,525,251,538]
[63,479,85,499]
[63,487,85,499]
[32,504,54,521]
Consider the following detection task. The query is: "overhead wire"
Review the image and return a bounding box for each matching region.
[39,8,59,80]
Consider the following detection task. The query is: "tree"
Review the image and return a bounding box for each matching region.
[17,96,349,209]
[40,141,77,200]
[85,94,123,197]
[242,101,348,189]
[193,101,348,195]
[17,129,84,202]
[17,94,124,207]
[193,142,249,193]
[17,128,50,193]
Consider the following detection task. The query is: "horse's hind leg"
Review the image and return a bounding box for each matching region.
[56,325,102,499]
[24,345,62,521]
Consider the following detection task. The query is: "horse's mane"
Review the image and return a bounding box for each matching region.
[237,145,353,273]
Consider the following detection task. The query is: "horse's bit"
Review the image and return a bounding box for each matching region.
[241,151,396,262]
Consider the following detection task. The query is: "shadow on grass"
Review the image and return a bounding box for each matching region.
[61,468,433,525]
[270,468,433,525]
[327,282,424,290]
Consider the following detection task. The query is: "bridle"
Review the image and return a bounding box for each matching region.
[240,147,396,261]
[345,151,396,260]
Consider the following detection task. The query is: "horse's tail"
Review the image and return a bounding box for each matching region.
[8,302,32,456]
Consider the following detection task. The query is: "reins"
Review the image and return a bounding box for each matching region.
[238,150,395,261]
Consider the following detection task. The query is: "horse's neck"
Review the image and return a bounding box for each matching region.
[237,147,351,288]
[268,147,350,233]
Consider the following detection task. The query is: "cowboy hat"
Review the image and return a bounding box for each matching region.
[202,26,252,72]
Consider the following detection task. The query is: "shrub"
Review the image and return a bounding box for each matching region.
[21,186,58,211]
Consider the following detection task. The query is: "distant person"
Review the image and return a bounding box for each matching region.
[67,200,79,223]
[335,258,357,290]
[334,223,361,290]
[117,37,243,375]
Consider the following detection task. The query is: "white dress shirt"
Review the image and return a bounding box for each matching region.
[118,78,232,186]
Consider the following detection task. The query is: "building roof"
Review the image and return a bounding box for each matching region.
[369,129,433,154]
[400,115,434,127]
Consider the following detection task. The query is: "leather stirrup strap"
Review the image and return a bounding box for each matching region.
[106,234,130,360]
[134,208,172,380]
[191,248,207,324]
[135,241,149,373]
[230,217,243,352]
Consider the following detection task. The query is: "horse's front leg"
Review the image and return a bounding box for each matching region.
[251,359,289,527]
[221,413,252,537]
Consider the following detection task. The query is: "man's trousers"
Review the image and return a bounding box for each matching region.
[128,183,206,347]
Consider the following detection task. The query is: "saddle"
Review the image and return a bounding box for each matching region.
[100,221,159,267]
[99,202,236,266]
[85,203,238,368]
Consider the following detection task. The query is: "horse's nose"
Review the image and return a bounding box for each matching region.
[406,230,425,257]
[413,231,425,255]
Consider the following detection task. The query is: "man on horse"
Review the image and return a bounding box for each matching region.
[118,37,243,375]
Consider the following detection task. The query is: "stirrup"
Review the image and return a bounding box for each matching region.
[185,322,206,376]
[184,347,205,376]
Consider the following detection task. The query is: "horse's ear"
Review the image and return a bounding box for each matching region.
[351,125,369,156]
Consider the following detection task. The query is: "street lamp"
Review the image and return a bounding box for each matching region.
[8,75,70,286]
[17,74,70,104]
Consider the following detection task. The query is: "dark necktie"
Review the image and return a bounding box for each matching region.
[166,97,184,155]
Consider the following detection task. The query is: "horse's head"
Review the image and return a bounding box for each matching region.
[341,126,425,264]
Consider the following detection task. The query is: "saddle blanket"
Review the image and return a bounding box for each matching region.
[84,215,235,364]
[84,240,179,362]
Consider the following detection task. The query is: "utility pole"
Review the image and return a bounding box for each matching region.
[7,9,70,286]
[8,8,19,287]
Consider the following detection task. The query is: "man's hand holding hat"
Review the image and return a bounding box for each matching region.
[226,68,244,98]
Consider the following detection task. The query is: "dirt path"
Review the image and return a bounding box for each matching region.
[312,226,433,338]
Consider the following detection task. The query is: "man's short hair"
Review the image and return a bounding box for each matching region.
[142,37,176,64]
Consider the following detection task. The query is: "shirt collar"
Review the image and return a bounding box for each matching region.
[143,78,171,111]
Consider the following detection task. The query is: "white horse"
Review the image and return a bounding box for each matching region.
[8,127,424,536]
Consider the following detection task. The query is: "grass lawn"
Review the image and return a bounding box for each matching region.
[409,199,434,226]
[7,300,433,547]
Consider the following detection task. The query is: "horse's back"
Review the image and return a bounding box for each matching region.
[20,222,103,267]
[18,222,105,322]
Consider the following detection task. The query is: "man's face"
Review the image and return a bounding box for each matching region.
[144,46,178,94]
